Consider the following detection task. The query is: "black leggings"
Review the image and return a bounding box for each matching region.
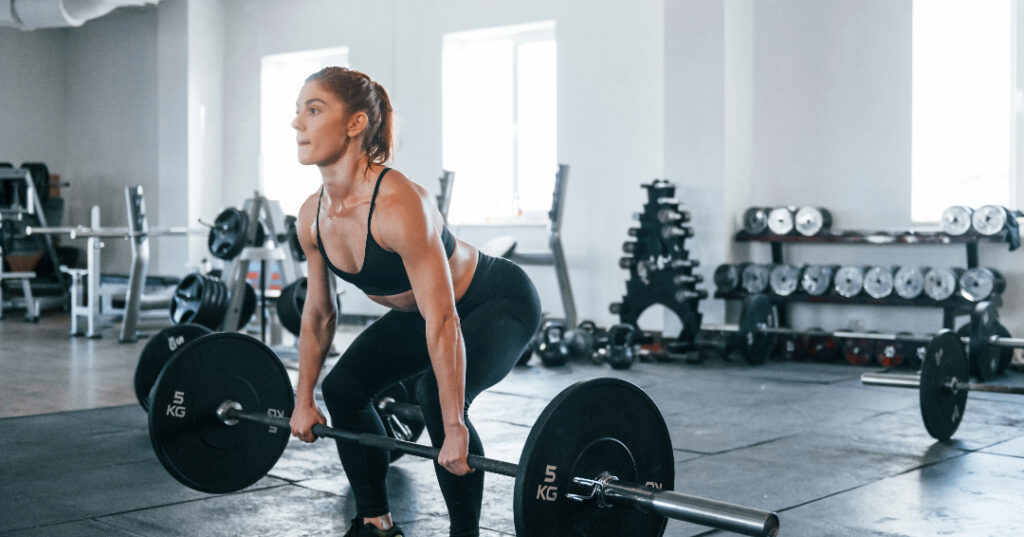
[321,253,541,537]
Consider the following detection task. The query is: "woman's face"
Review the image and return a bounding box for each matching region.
[291,81,365,166]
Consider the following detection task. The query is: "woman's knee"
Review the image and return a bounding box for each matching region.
[321,366,372,415]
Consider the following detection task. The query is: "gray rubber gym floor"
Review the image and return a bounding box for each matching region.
[2,316,1024,536]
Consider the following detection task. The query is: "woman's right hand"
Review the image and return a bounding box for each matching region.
[290,402,326,443]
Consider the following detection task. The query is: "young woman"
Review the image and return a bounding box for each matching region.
[287,66,541,537]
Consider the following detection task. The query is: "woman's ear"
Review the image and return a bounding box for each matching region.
[347,111,369,139]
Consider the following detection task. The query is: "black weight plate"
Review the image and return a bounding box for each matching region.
[277,277,307,336]
[920,330,969,441]
[967,302,999,381]
[134,323,213,411]
[149,332,294,493]
[514,378,673,537]
[169,274,205,325]
[207,208,250,260]
[993,321,1013,374]
[375,381,426,463]
[740,294,776,365]
[285,215,306,261]
[235,283,258,330]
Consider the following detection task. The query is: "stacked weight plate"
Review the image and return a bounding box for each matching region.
[169,273,257,330]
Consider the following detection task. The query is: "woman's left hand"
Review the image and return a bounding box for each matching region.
[438,423,473,476]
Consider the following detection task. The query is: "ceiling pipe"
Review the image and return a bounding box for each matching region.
[2,0,159,30]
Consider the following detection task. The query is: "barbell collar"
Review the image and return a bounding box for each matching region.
[862,373,1024,396]
[592,476,780,537]
[223,405,519,477]
[376,397,426,424]
[989,335,1024,349]
[960,382,1024,396]
[861,372,921,389]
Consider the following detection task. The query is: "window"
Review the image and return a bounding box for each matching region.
[443,21,557,225]
[260,47,350,216]
[911,0,1017,223]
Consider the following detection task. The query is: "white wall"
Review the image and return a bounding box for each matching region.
[220,0,666,319]
[64,7,161,273]
[0,27,68,179]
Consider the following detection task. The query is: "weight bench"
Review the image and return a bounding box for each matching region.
[0,271,40,321]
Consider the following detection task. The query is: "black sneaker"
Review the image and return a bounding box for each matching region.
[360,523,406,537]
[343,517,364,537]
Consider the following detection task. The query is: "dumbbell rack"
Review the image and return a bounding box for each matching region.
[719,228,1010,330]
[612,180,704,351]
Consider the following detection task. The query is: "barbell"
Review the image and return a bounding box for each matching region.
[708,295,1020,380]
[148,332,780,536]
[861,330,1024,441]
[25,224,205,240]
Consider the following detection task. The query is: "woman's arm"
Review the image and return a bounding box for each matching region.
[289,193,336,442]
[376,176,470,474]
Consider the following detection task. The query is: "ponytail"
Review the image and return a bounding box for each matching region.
[305,67,394,167]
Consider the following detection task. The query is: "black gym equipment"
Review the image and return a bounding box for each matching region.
[277,277,307,336]
[861,330,1024,440]
[169,273,256,330]
[564,320,599,362]
[281,215,306,262]
[613,180,705,352]
[374,376,426,463]
[133,323,212,410]
[534,321,571,367]
[604,324,638,369]
[207,207,267,260]
[148,332,780,536]
[713,297,1022,372]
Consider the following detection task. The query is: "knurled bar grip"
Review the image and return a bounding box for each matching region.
[229,408,518,477]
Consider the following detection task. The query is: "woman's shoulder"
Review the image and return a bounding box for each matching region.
[378,167,430,209]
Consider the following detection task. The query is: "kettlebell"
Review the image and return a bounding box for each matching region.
[605,324,637,370]
[564,320,598,361]
[536,321,571,367]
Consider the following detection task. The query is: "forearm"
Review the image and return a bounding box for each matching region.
[426,313,467,428]
[295,311,337,407]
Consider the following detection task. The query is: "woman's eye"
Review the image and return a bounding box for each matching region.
[310,108,320,115]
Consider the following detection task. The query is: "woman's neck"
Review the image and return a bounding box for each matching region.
[319,153,374,208]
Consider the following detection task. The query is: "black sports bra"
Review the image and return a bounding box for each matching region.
[316,168,457,296]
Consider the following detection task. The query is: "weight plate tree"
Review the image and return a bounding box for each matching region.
[612,180,705,351]
[148,332,780,536]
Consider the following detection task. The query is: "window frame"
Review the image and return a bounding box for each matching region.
[442,21,557,226]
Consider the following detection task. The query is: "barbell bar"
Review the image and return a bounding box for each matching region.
[149,332,780,537]
[25,224,205,239]
[709,295,1019,378]
[859,330,1024,440]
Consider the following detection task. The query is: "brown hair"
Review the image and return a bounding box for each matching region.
[306,66,394,166]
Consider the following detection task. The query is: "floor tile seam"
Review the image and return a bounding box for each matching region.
[776,450,974,514]
[88,516,151,537]
[695,433,800,456]
[974,449,1024,460]
[0,404,138,422]
[81,481,296,519]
